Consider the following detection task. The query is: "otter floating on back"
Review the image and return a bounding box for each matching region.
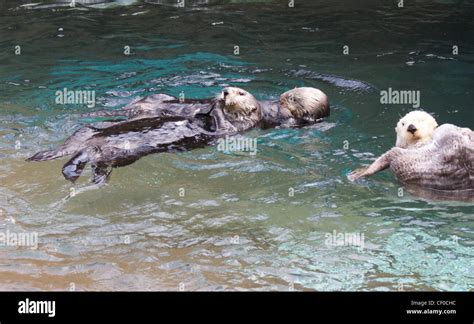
[27,86,329,184]
[83,86,329,128]
[348,111,474,196]
[27,88,261,184]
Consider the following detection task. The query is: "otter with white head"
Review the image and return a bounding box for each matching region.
[26,86,328,184]
[216,86,329,129]
[26,87,262,184]
[395,110,438,148]
[195,86,330,131]
[214,86,262,133]
[81,86,329,128]
[256,87,329,128]
[80,87,261,125]
[348,111,474,195]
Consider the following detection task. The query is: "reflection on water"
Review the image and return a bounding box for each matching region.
[0,0,473,291]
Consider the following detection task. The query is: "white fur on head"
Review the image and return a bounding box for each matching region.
[279,87,329,119]
[218,87,260,120]
[395,110,438,148]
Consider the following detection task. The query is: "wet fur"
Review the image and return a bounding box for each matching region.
[82,87,330,128]
[395,110,438,148]
[28,117,218,184]
[349,124,474,192]
[27,91,261,184]
[27,87,328,184]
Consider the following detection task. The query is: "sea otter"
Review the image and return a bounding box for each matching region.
[260,87,329,128]
[394,110,438,148]
[348,111,474,194]
[82,87,329,127]
[27,88,261,184]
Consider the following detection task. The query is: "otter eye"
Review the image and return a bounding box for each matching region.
[402,122,405,126]
[239,92,245,96]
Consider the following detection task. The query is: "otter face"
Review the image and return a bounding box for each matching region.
[395,111,438,148]
[279,87,329,120]
[218,87,261,120]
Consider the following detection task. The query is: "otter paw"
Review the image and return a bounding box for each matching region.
[347,168,368,182]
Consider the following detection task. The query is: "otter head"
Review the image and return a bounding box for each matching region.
[395,111,438,148]
[279,87,329,122]
[217,87,261,128]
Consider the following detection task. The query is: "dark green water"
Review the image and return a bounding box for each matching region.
[0,0,473,290]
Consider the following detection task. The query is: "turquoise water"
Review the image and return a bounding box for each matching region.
[0,0,473,291]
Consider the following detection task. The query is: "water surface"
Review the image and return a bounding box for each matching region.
[0,0,473,291]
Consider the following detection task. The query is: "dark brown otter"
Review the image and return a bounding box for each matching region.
[27,87,329,185]
[82,86,329,128]
[26,89,261,184]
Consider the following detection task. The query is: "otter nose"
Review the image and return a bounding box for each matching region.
[222,89,229,97]
[407,124,417,134]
